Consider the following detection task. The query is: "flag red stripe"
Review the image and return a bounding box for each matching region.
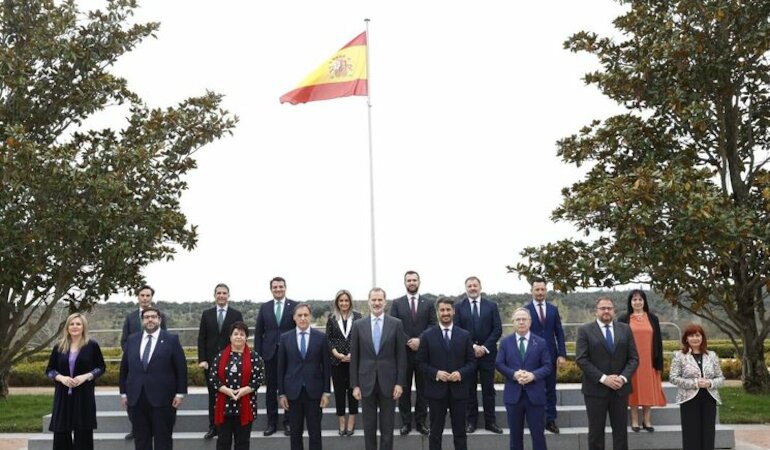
[279,79,368,105]
[341,31,367,49]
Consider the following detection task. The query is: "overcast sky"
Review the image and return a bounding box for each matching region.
[96,0,629,303]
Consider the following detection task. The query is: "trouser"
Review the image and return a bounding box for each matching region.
[52,430,93,450]
[288,387,323,450]
[332,363,359,415]
[264,356,289,428]
[128,389,177,450]
[584,394,629,450]
[427,394,467,450]
[680,388,717,450]
[216,416,252,450]
[361,381,396,450]
[398,351,427,427]
[505,391,547,450]
[466,359,496,426]
[544,359,558,423]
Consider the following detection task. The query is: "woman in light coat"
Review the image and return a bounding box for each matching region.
[669,323,724,450]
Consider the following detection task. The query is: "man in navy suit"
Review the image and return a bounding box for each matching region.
[254,276,297,436]
[389,270,436,435]
[119,307,187,450]
[278,303,331,450]
[119,285,167,440]
[496,308,553,450]
[453,276,503,433]
[197,283,244,439]
[525,278,566,434]
[416,297,476,450]
[576,297,639,450]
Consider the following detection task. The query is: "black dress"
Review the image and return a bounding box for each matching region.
[45,340,106,432]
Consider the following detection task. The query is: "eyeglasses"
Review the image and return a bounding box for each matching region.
[597,306,614,311]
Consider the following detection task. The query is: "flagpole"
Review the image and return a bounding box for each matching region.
[364,18,377,288]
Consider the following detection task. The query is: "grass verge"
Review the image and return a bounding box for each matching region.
[719,386,770,424]
[0,394,52,432]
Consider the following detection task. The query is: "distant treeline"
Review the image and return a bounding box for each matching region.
[78,290,718,348]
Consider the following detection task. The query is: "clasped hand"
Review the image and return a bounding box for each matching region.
[602,374,625,390]
[56,374,90,388]
[436,370,462,382]
[514,370,534,385]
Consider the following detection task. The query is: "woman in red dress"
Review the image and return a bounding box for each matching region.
[618,289,667,431]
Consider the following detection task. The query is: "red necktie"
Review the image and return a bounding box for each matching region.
[537,302,545,326]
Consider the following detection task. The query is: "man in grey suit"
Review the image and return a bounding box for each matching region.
[389,270,435,435]
[351,287,407,450]
[576,296,639,450]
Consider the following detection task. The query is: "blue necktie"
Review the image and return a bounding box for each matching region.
[373,318,381,354]
[444,328,451,348]
[604,325,614,352]
[300,331,307,358]
[141,335,152,370]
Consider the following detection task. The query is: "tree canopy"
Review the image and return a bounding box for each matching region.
[510,0,770,393]
[0,0,237,396]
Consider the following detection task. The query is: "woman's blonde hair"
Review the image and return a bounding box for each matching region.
[57,313,90,353]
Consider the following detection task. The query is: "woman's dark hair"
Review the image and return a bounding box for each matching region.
[229,321,250,338]
[681,323,708,353]
[626,289,649,313]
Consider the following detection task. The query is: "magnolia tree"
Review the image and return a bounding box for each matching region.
[0,0,237,396]
[510,0,770,393]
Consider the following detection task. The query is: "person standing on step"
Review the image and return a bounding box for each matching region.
[524,278,566,434]
[198,283,244,440]
[254,276,297,436]
[389,270,435,435]
[453,276,504,434]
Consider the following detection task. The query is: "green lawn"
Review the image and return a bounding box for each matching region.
[0,394,52,432]
[719,386,770,424]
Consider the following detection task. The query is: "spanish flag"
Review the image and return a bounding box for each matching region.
[280,32,368,105]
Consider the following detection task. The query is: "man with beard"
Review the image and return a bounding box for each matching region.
[389,270,435,435]
[120,307,187,450]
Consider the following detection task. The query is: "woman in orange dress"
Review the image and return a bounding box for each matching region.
[618,289,667,432]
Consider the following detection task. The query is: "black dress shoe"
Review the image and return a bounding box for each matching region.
[284,424,291,436]
[485,423,503,434]
[416,423,430,435]
[545,421,560,434]
[345,426,355,436]
[632,426,641,432]
[263,425,277,436]
[124,432,134,440]
[400,424,412,435]
[203,428,217,440]
[643,425,655,432]
[465,423,476,433]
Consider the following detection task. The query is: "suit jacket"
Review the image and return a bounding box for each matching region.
[350,314,407,397]
[390,294,436,343]
[453,296,502,365]
[575,320,639,397]
[120,309,167,351]
[119,330,188,407]
[496,333,552,405]
[669,350,724,405]
[526,301,567,362]
[197,305,244,364]
[277,328,331,400]
[415,325,476,400]
[326,310,363,366]
[254,299,297,361]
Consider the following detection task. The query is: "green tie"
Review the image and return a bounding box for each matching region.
[275,301,283,324]
[519,336,526,359]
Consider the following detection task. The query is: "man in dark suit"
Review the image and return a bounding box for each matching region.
[576,297,639,450]
[389,270,435,435]
[525,278,566,434]
[453,276,503,434]
[197,283,244,439]
[119,284,167,440]
[416,297,476,450]
[254,276,297,436]
[119,307,187,450]
[278,303,331,450]
[351,287,407,450]
[496,308,552,450]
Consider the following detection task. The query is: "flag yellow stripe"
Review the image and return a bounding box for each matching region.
[293,45,367,88]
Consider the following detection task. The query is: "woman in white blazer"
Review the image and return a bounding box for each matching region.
[669,323,724,450]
